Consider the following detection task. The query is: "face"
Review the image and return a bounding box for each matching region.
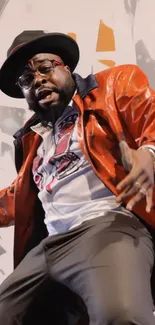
[19,53,76,124]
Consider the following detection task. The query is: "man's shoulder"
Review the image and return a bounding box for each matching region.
[94,64,144,80]
[94,64,149,89]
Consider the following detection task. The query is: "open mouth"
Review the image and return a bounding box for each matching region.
[38,89,53,101]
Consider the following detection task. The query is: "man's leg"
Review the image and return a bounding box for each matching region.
[44,212,155,325]
[0,240,49,324]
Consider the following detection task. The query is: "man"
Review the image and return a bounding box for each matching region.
[0,30,155,325]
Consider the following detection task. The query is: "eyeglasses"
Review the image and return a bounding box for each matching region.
[17,59,63,90]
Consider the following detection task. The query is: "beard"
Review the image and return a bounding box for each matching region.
[29,77,76,125]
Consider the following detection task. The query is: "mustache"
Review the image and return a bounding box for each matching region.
[29,86,66,112]
[35,85,61,98]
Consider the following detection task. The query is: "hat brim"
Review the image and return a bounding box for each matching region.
[0,33,79,98]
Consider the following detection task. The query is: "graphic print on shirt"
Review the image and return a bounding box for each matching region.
[32,155,44,189]
[33,109,84,193]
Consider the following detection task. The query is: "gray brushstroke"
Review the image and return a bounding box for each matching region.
[0,245,6,256]
[0,269,5,275]
[124,0,139,37]
[0,0,10,17]
[1,143,13,159]
[124,0,139,17]
[136,39,155,89]
[0,106,25,135]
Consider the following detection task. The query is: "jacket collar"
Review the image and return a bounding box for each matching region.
[13,73,98,139]
[73,73,98,98]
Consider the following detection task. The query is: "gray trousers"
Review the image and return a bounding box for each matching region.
[0,211,154,325]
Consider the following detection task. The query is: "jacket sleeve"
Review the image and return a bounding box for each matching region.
[0,180,16,226]
[114,64,155,148]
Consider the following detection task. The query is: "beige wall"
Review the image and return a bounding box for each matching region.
[0,0,155,283]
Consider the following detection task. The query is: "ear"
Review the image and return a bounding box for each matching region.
[64,65,71,73]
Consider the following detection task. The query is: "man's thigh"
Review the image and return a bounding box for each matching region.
[46,212,155,325]
[0,240,49,324]
[23,282,88,325]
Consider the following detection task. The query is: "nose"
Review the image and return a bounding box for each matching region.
[33,73,47,89]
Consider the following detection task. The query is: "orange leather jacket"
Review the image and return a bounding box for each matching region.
[0,64,155,268]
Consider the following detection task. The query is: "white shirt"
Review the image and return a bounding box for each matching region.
[31,104,123,235]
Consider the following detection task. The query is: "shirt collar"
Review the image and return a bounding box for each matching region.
[30,122,52,138]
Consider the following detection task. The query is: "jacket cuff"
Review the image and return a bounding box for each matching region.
[138,145,155,173]
[138,145,155,152]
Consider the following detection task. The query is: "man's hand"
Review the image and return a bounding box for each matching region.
[116,141,154,213]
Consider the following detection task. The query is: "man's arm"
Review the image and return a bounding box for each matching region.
[0,180,15,226]
[114,65,155,212]
[115,64,155,149]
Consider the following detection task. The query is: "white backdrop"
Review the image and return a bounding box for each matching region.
[0,0,155,283]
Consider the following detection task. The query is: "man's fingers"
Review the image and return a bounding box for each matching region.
[116,143,154,212]
[116,180,141,203]
[126,191,145,211]
[146,187,153,213]
[126,184,153,212]
[116,175,153,212]
[116,174,134,192]
[116,170,145,195]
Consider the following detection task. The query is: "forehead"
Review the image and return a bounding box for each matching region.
[29,53,64,64]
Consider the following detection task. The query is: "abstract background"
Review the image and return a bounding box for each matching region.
[0,0,155,284]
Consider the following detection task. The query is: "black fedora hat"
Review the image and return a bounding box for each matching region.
[0,30,80,98]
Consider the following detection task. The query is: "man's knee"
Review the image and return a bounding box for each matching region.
[111,303,154,325]
[0,298,20,324]
[89,300,153,325]
[0,299,10,322]
[110,304,143,325]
